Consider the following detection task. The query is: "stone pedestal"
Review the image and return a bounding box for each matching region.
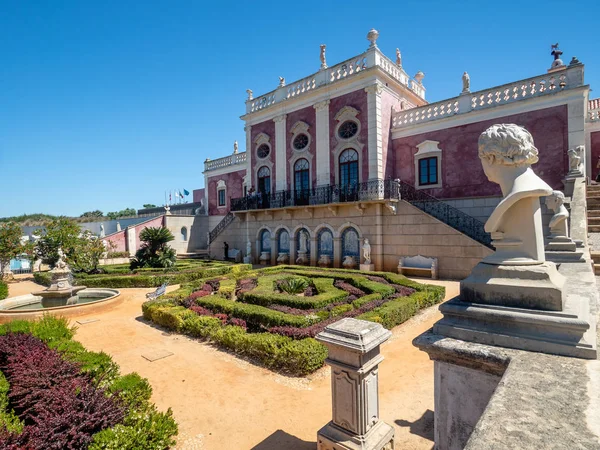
[359,263,374,272]
[243,256,252,264]
[296,251,308,265]
[32,267,86,308]
[342,256,357,270]
[316,318,395,450]
[277,252,289,265]
[318,254,332,268]
[259,251,270,265]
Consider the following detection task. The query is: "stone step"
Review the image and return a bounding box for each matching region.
[588,217,600,225]
[587,185,600,191]
[589,225,600,233]
[587,198,600,207]
[595,263,600,275]
[591,252,600,264]
[588,210,600,217]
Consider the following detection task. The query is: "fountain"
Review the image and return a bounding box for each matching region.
[32,248,87,308]
[0,248,120,322]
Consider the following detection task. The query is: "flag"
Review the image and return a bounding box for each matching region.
[179,190,184,199]
[183,189,190,196]
[169,192,172,202]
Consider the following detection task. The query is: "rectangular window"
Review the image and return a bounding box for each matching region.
[218,189,226,206]
[418,157,438,186]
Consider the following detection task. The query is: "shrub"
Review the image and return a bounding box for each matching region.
[0,281,7,301]
[105,251,130,259]
[278,278,308,294]
[33,271,52,286]
[108,373,152,410]
[130,227,177,270]
[0,371,23,435]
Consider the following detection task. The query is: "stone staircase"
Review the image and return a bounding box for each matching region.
[586,184,600,273]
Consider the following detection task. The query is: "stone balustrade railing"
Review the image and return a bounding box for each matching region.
[246,47,424,114]
[589,99,600,121]
[204,152,247,172]
[392,64,585,129]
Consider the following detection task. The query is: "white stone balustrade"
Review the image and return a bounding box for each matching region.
[246,47,423,115]
[204,152,247,172]
[589,99,600,121]
[392,64,585,130]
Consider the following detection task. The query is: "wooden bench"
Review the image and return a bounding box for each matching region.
[398,255,438,279]
[146,282,168,300]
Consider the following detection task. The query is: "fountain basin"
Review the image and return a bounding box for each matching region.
[0,288,121,323]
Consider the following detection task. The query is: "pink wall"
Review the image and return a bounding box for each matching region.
[133,216,165,250]
[329,90,369,184]
[250,120,276,189]
[103,231,126,253]
[102,216,165,254]
[286,105,316,189]
[381,91,404,180]
[591,131,600,180]
[392,105,569,198]
[193,188,205,204]
[207,169,245,215]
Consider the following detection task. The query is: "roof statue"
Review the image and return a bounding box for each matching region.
[246,89,253,100]
[278,77,285,87]
[395,48,402,67]
[320,44,327,70]
[462,71,470,94]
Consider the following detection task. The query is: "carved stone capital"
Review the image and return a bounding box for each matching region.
[313,99,331,112]
[364,83,383,96]
[273,114,287,124]
[244,125,252,133]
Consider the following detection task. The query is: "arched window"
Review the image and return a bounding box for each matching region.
[257,166,271,195]
[278,229,290,253]
[339,149,359,202]
[341,227,359,259]
[260,229,271,252]
[181,227,188,241]
[317,228,333,257]
[295,228,310,257]
[294,158,310,206]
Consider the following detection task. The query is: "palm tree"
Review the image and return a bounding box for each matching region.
[130,227,176,269]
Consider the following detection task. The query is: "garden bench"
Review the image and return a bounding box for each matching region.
[146,282,168,300]
[398,255,438,279]
[228,248,242,262]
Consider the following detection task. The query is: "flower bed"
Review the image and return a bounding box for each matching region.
[142,266,445,376]
[0,316,178,449]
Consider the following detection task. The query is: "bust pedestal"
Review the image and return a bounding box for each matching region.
[359,263,374,272]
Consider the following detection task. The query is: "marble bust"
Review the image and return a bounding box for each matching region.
[478,124,553,265]
[546,190,569,238]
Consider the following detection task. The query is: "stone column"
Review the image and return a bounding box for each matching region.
[290,237,297,265]
[316,318,395,450]
[126,226,136,256]
[365,83,384,181]
[314,100,331,186]
[333,237,342,268]
[270,236,278,266]
[374,204,384,271]
[310,236,318,267]
[245,124,252,190]
[274,115,287,191]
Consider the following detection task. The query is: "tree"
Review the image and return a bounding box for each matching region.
[106,208,137,220]
[143,204,157,209]
[69,230,106,274]
[34,218,81,267]
[80,210,104,219]
[130,227,176,269]
[0,222,26,279]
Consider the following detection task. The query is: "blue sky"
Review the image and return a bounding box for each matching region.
[1,0,599,217]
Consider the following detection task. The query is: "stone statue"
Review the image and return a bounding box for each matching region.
[278,77,285,87]
[99,223,105,238]
[550,42,564,69]
[299,231,308,253]
[246,240,252,257]
[462,71,470,94]
[478,124,553,264]
[116,221,121,232]
[546,191,569,238]
[246,89,253,100]
[362,238,371,264]
[567,147,581,171]
[320,44,327,69]
[233,141,238,154]
[395,48,402,67]
[55,247,67,270]
[164,205,171,215]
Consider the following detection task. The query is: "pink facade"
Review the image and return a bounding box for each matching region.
[102,216,165,254]
[193,188,205,204]
[392,105,569,198]
[591,131,600,180]
[329,90,369,184]
[250,120,276,189]
[286,106,316,188]
[103,230,126,253]
[207,169,245,215]
[381,91,404,180]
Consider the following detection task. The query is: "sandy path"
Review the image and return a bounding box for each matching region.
[7,277,458,450]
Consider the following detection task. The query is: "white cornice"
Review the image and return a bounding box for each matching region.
[391,86,589,139]
[203,163,246,178]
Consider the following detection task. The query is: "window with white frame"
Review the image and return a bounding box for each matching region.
[216,180,226,207]
[414,140,442,189]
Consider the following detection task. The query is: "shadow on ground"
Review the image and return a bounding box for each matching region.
[250,429,316,450]
[396,409,434,442]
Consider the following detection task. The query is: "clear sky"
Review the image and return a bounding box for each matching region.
[1,0,598,218]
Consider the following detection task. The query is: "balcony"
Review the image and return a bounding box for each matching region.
[231,179,400,212]
[204,152,247,173]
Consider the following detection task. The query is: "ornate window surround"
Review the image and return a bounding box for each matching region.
[290,121,311,152]
[332,106,364,185]
[216,179,226,208]
[180,227,188,242]
[254,161,273,192]
[414,140,442,190]
[334,106,362,141]
[333,142,364,185]
[254,132,272,161]
[289,153,314,190]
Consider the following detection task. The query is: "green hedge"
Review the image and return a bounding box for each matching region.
[240,275,348,309]
[0,371,23,434]
[142,300,326,376]
[75,264,251,288]
[0,280,8,300]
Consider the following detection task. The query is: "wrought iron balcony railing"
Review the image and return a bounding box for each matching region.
[230,179,400,212]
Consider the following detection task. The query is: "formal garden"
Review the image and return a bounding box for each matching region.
[0,316,178,449]
[142,265,445,376]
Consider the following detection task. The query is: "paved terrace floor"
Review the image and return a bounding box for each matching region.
[7,277,458,450]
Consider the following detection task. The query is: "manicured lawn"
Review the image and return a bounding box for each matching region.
[142,265,445,376]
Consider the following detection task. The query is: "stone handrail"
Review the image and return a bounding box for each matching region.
[589,98,600,121]
[392,65,585,129]
[204,152,247,172]
[246,47,423,114]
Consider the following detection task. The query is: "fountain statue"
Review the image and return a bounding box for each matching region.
[32,248,86,308]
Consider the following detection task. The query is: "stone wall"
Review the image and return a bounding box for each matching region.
[209,201,491,280]
[164,215,209,254]
[442,196,502,224]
